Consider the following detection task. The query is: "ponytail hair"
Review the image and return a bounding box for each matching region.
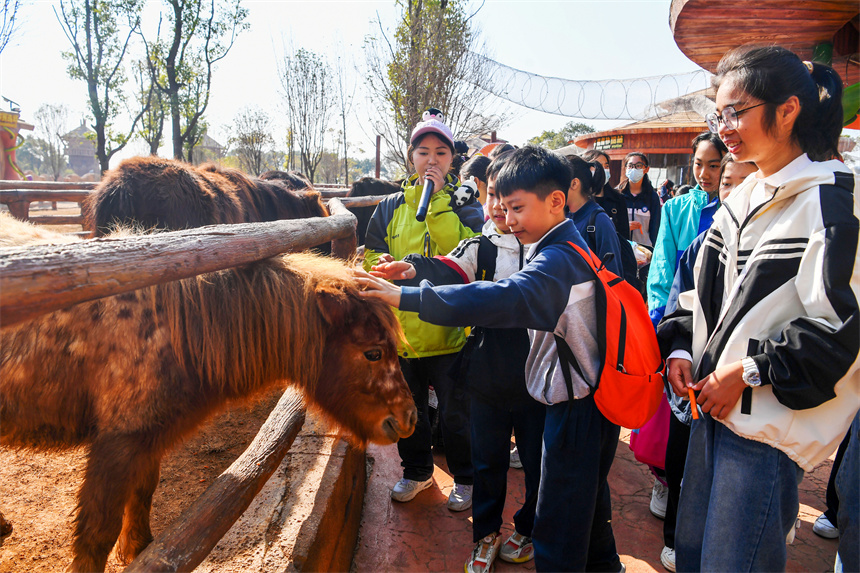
[567,154,605,199]
[713,45,843,161]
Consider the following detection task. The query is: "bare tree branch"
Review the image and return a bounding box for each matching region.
[277,45,335,183]
[0,0,22,55]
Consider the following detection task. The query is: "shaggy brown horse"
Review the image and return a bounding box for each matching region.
[346,176,401,245]
[85,157,329,240]
[0,220,416,572]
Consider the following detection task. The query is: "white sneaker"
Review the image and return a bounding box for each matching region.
[390,477,433,502]
[448,483,473,511]
[509,445,523,469]
[813,513,839,539]
[660,546,676,572]
[465,533,501,573]
[650,480,668,520]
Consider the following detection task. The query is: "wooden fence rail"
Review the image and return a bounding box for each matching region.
[125,388,307,573]
[0,180,97,190]
[0,187,378,224]
[0,188,378,570]
[0,199,356,328]
[0,189,92,222]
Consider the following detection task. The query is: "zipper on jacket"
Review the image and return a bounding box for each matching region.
[518,241,524,270]
[695,185,784,378]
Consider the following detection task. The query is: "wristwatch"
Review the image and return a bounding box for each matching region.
[741,357,761,387]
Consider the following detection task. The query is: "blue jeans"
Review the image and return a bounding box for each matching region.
[836,410,859,573]
[470,394,545,542]
[533,395,621,572]
[397,355,473,484]
[676,414,803,572]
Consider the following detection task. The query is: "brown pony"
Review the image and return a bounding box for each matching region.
[346,176,402,245]
[84,157,329,239]
[0,220,416,572]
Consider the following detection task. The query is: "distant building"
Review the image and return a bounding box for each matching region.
[63,120,99,177]
[190,133,224,165]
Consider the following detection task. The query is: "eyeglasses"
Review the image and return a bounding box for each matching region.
[705,102,767,133]
[626,162,646,170]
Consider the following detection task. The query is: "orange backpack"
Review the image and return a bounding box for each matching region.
[554,241,664,429]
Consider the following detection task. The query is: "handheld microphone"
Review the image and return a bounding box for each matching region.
[415,178,434,222]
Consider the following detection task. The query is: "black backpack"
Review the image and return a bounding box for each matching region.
[585,207,645,298]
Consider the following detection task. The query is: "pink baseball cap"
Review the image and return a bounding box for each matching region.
[410,109,455,149]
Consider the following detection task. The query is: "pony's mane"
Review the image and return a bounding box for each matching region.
[154,252,398,397]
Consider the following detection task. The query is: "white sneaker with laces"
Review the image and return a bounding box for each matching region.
[465,533,501,573]
[650,480,668,520]
[660,546,676,572]
[813,513,839,539]
[390,477,433,502]
[509,445,523,469]
[448,483,473,511]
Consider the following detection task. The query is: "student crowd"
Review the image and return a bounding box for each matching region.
[355,45,859,573]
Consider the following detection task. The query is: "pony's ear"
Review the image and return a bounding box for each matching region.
[303,191,329,216]
[316,287,348,325]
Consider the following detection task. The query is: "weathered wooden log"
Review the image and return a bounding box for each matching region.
[0,204,356,327]
[0,189,93,202]
[327,198,357,259]
[0,180,97,190]
[319,189,350,199]
[337,195,389,208]
[125,388,307,573]
[26,215,85,226]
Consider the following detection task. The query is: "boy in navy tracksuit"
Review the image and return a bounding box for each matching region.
[358,146,624,573]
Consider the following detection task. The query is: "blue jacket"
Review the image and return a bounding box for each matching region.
[647,186,720,327]
[568,201,624,278]
[400,219,601,405]
[660,231,707,426]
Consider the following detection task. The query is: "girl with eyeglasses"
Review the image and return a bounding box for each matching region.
[617,152,662,247]
[659,45,858,571]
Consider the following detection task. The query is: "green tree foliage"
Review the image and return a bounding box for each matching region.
[56,0,150,173]
[143,0,248,161]
[364,0,507,171]
[134,59,166,155]
[527,121,595,150]
[15,137,47,175]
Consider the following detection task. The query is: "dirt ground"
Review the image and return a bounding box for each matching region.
[0,389,284,572]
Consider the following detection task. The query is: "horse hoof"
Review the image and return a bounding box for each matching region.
[0,514,12,539]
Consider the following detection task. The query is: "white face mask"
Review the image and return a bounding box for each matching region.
[626,168,644,184]
[604,168,612,183]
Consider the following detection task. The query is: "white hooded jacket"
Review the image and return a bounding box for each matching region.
[663,157,860,471]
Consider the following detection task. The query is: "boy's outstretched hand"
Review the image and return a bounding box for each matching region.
[370,260,416,281]
[354,269,403,308]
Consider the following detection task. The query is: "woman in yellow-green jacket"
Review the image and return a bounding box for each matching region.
[363,109,479,510]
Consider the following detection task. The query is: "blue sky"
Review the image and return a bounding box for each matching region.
[1,0,704,164]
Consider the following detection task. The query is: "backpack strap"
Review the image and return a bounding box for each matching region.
[476,234,497,281]
[586,208,600,253]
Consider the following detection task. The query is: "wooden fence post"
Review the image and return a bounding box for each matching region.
[125,388,307,573]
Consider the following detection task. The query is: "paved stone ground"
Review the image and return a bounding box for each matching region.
[353,428,839,572]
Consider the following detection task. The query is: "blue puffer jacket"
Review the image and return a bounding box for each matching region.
[647,186,720,327]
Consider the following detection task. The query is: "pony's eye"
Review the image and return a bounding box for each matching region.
[364,349,382,362]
